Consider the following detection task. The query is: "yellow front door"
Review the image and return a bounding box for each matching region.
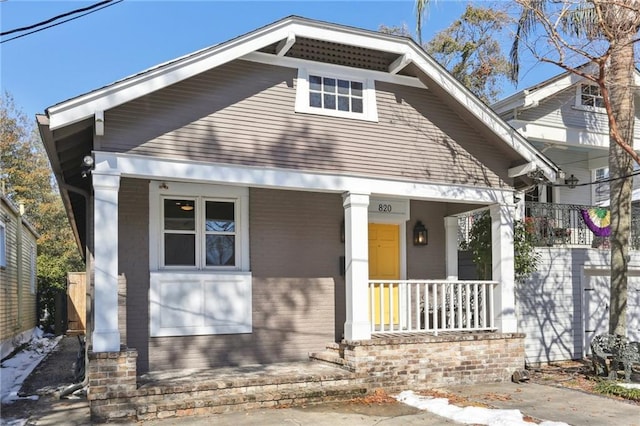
[368,223,400,327]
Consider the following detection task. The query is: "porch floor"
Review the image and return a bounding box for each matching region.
[138,360,355,389]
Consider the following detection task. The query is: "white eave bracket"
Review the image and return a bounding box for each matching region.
[95,110,104,136]
[388,53,411,75]
[508,162,537,178]
[276,33,296,57]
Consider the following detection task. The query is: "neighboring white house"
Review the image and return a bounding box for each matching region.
[490,68,640,364]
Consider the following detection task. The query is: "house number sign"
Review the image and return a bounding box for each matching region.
[368,198,409,221]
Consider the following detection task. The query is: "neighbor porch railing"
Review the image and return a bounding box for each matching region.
[368,280,498,335]
[457,202,640,249]
[525,202,640,248]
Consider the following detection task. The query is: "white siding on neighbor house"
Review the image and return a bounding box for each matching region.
[518,248,640,364]
[516,85,640,141]
[540,148,593,205]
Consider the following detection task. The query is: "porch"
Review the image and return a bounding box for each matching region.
[88,331,524,422]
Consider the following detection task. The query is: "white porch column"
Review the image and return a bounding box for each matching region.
[490,203,517,333]
[343,192,371,341]
[92,171,121,352]
[444,216,459,280]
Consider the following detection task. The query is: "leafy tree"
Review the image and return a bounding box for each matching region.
[462,211,540,283]
[509,0,640,337]
[378,23,412,37]
[424,5,513,104]
[1,92,83,330]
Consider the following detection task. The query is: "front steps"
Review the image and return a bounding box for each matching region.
[130,361,365,421]
[309,342,353,370]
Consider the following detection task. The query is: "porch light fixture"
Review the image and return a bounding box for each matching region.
[177,201,194,211]
[565,174,579,189]
[80,155,94,178]
[340,220,345,243]
[413,221,428,246]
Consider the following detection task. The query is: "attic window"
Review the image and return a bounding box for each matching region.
[309,76,363,113]
[295,68,378,122]
[576,83,605,110]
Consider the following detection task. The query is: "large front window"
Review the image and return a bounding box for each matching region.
[150,182,251,337]
[162,198,238,268]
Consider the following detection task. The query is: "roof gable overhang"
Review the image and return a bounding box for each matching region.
[493,63,640,115]
[44,15,559,183]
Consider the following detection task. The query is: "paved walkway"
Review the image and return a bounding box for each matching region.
[3,336,639,425]
[10,380,639,425]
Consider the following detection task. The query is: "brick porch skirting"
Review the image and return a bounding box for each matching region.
[340,332,526,392]
[88,332,524,422]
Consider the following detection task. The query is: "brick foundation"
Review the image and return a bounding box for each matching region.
[87,347,138,421]
[341,332,525,392]
[87,333,525,422]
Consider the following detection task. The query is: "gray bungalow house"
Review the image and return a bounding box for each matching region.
[38,16,560,421]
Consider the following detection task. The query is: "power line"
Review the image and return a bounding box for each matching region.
[1,0,123,44]
[551,168,640,188]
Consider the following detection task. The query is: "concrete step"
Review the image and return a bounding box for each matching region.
[132,361,362,422]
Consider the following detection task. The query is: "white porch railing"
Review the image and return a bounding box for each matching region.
[368,280,498,335]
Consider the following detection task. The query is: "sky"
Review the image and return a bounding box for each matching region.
[0,0,553,120]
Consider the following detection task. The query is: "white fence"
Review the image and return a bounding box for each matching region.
[368,280,498,335]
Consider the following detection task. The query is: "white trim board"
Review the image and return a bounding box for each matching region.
[95,151,516,206]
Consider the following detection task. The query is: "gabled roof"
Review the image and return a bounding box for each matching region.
[492,63,640,115]
[44,15,559,182]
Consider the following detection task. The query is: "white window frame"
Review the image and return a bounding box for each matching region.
[160,197,240,270]
[149,181,251,337]
[0,218,6,269]
[575,83,605,112]
[295,66,378,122]
[150,182,249,272]
[593,167,610,205]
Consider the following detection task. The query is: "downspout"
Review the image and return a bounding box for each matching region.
[16,203,24,330]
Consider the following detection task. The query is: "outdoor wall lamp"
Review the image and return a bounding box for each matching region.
[80,155,94,178]
[340,220,345,243]
[565,174,579,189]
[413,221,428,246]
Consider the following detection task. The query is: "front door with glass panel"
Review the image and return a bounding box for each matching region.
[368,223,400,328]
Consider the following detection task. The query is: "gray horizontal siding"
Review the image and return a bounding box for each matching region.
[148,277,335,371]
[146,188,341,372]
[102,59,510,188]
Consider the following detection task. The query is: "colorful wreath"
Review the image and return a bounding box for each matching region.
[580,207,611,237]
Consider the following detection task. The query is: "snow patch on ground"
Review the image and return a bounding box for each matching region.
[618,383,640,390]
[1,328,61,404]
[396,390,570,426]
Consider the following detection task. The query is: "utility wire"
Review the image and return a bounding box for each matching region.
[1,0,114,36]
[551,168,640,188]
[1,0,123,44]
